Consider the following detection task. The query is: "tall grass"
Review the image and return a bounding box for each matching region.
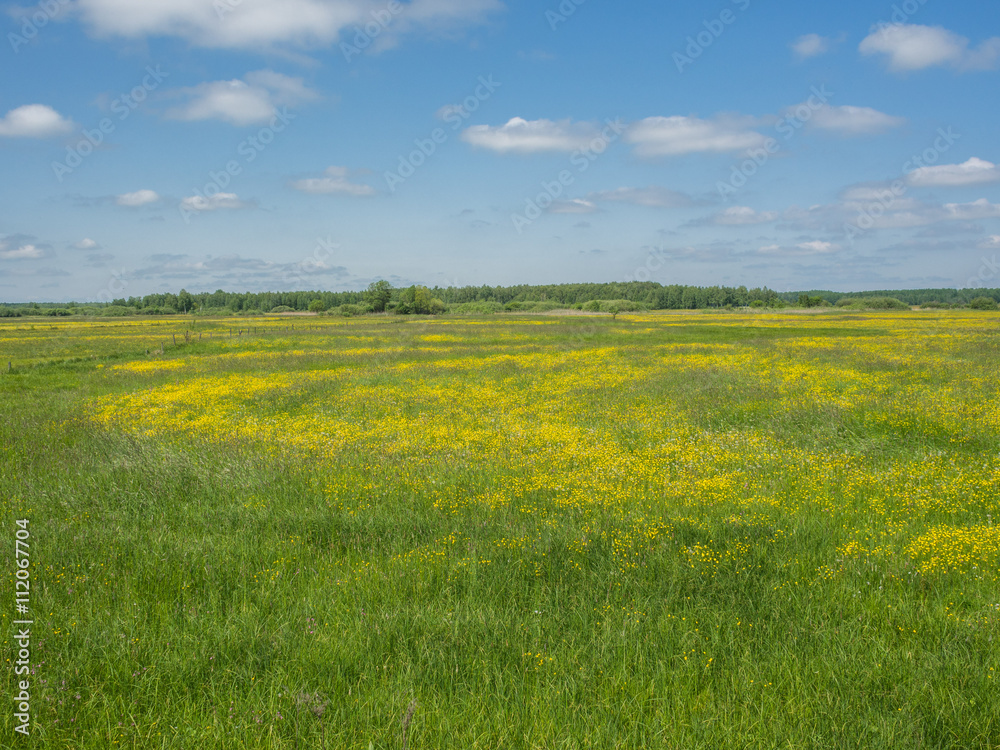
[1,311,999,748]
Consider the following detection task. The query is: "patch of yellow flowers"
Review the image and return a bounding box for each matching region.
[84,311,1000,584]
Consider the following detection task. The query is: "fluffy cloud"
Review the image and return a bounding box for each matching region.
[791,33,833,59]
[807,104,905,135]
[166,70,316,126]
[116,189,161,206]
[0,235,53,261]
[290,166,375,196]
[711,206,779,225]
[977,235,1000,249]
[0,104,74,138]
[625,115,765,157]
[860,24,1000,72]
[71,0,501,50]
[179,193,250,212]
[74,238,100,250]
[0,244,46,260]
[587,186,692,209]
[461,117,602,153]
[906,158,1000,187]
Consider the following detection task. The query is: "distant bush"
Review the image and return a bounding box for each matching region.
[797,294,829,308]
[837,296,908,310]
[99,305,132,317]
[269,306,295,313]
[970,296,999,310]
[333,303,366,317]
[582,300,601,312]
[503,301,563,312]
[0,308,22,317]
[136,306,177,315]
[307,299,327,313]
[44,308,72,316]
[448,301,504,315]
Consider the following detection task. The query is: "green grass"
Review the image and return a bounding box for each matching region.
[1,311,999,748]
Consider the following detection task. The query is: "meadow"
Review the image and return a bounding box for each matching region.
[1,310,999,748]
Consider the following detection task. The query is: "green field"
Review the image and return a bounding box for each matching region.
[2,311,999,748]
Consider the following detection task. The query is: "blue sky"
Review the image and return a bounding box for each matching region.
[2,0,999,302]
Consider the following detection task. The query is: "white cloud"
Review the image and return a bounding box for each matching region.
[978,235,1000,249]
[290,166,375,196]
[712,206,779,225]
[179,193,249,212]
[792,33,832,59]
[0,104,74,138]
[807,104,905,135]
[116,189,161,206]
[625,115,765,157]
[72,0,501,51]
[548,199,597,214]
[942,198,1000,221]
[757,240,839,256]
[860,24,1000,72]
[461,117,601,153]
[907,158,1000,187]
[74,238,99,249]
[796,240,838,253]
[166,70,316,126]
[587,186,692,208]
[0,244,46,260]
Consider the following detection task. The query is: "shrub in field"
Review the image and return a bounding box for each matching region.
[504,301,563,312]
[333,304,370,317]
[798,294,830,307]
[449,301,504,314]
[582,300,601,312]
[269,305,295,313]
[308,299,327,313]
[137,306,177,315]
[837,296,909,310]
[969,296,998,310]
[99,305,132,316]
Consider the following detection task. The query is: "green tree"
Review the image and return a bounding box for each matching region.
[970,296,998,310]
[308,299,327,313]
[365,280,393,312]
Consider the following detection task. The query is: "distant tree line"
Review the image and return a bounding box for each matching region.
[780,288,1000,307]
[1,283,997,317]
